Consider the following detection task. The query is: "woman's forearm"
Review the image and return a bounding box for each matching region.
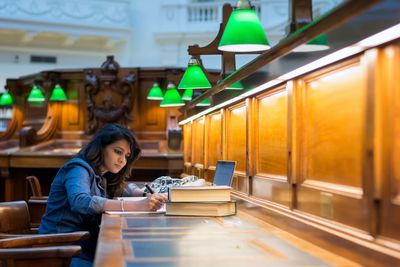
[102,198,148,212]
[102,194,167,212]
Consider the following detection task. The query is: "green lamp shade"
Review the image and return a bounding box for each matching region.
[293,34,329,52]
[196,97,211,107]
[147,83,164,100]
[49,84,67,101]
[227,81,244,90]
[217,79,244,90]
[181,89,193,101]
[218,8,270,52]
[0,92,13,106]
[160,83,184,107]
[178,58,212,90]
[28,86,45,102]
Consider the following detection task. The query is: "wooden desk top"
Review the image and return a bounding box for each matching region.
[94,211,357,267]
[5,139,182,168]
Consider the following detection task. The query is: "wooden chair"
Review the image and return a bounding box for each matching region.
[0,201,90,243]
[26,176,47,199]
[27,198,47,228]
[0,201,35,237]
[0,232,90,248]
[0,234,84,267]
[0,246,81,267]
[25,176,48,226]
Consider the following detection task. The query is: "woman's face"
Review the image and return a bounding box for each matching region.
[101,139,131,174]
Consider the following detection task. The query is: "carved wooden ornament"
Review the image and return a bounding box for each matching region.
[84,56,136,134]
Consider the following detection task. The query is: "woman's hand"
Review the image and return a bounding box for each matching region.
[105,193,168,212]
[146,193,167,211]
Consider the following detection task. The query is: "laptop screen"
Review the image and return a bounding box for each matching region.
[213,161,236,186]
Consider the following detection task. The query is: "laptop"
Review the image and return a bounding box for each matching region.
[211,160,236,186]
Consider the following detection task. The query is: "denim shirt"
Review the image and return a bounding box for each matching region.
[39,157,107,235]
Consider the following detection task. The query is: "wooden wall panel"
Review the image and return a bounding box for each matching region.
[232,175,249,195]
[61,81,85,133]
[252,88,291,206]
[225,102,248,194]
[204,111,222,182]
[256,89,288,176]
[380,43,400,240]
[225,103,247,173]
[301,61,365,187]
[252,177,291,205]
[297,59,370,231]
[183,123,192,175]
[192,117,205,177]
[205,112,222,167]
[133,80,166,134]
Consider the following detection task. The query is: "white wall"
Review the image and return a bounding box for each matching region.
[0,47,112,90]
[0,0,340,92]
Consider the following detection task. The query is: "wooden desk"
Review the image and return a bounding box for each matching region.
[0,140,20,201]
[2,139,182,201]
[94,210,356,267]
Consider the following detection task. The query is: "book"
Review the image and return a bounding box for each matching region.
[165,201,236,216]
[105,204,166,215]
[105,197,166,214]
[168,186,231,202]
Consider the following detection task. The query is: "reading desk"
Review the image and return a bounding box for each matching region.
[94,204,356,267]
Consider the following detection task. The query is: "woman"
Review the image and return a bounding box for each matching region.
[39,124,167,267]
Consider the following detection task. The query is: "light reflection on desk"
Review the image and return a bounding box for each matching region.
[95,214,333,267]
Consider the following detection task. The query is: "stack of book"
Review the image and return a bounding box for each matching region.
[165,185,236,216]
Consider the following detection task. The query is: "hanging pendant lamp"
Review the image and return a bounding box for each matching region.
[160,83,184,107]
[181,89,193,101]
[192,88,211,107]
[227,81,244,90]
[218,0,270,52]
[27,85,45,103]
[147,83,164,100]
[50,84,67,101]
[287,0,330,52]
[0,92,13,106]
[196,97,211,107]
[178,57,212,90]
[292,34,329,52]
[218,79,244,90]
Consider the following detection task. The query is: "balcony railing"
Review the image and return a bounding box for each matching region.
[187,1,261,23]
[156,0,339,44]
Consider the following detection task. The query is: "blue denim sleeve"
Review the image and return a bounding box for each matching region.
[63,166,107,215]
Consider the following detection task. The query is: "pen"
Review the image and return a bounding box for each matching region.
[144,183,155,194]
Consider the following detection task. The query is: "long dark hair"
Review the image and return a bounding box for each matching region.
[79,123,141,196]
